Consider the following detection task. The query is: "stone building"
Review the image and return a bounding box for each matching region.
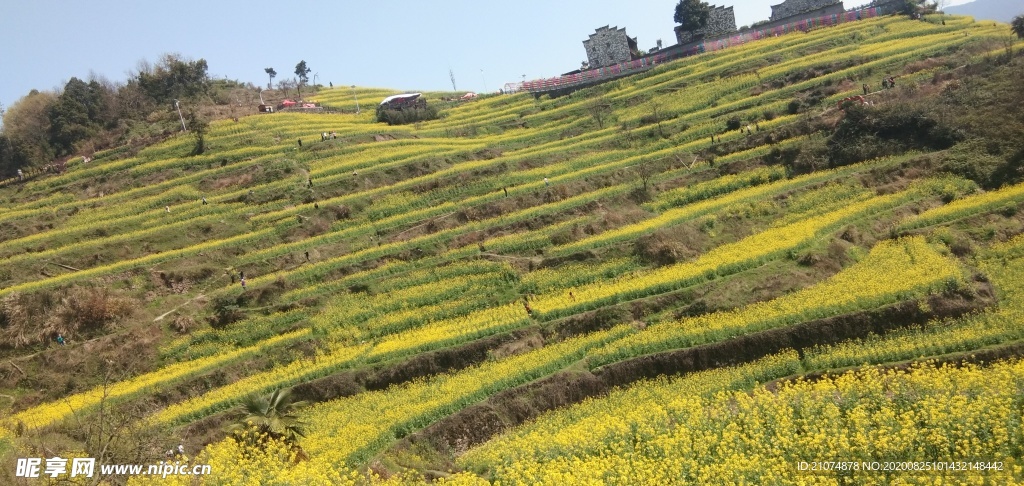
[770,0,845,22]
[674,5,738,45]
[583,26,641,69]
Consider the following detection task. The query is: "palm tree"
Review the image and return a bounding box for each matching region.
[226,389,308,445]
[1012,15,1024,40]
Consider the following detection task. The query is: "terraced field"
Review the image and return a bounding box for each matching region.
[2,12,1023,485]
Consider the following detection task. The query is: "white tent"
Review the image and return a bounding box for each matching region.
[379,93,421,106]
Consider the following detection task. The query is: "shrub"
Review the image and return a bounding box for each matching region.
[376,105,439,125]
[827,103,962,167]
[787,99,802,115]
[726,116,742,131]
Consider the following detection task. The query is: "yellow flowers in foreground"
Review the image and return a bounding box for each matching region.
[165,328,629,485]
[463,355,1024,484]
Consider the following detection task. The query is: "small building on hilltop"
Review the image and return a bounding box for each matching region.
[675,5,738,44]
[769,0,845,22]
[583,26,642,69]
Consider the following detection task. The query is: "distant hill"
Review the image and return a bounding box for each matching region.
[944,0,1023,23]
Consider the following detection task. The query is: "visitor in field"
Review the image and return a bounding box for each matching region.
[298,139,302,147]
[308,179,313,188]
[305,251,310,261]
[202,197,208,205]
[240,276,247,290]
[165,206,170,213]
[544,177,549,187]
[862,83,869,95]
[17,169,23,181]
[56,334,66,346]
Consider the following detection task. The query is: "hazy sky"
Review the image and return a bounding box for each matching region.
[0,0,976,111]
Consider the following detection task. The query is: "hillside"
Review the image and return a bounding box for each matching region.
[1,13,1024,484]
[944,0,1023,23]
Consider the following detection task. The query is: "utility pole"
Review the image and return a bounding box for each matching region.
[480,69,488,93]
[174,99,187,132]
[351,85,360,114]
[449,68,457,91]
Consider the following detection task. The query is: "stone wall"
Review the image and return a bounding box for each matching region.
[675,5,737,44]
[583,26,637,69]
[770,0,843,21]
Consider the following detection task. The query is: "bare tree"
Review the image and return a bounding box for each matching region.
[650,101,666,139]
[4,365,166,485]
[587,99,612,129]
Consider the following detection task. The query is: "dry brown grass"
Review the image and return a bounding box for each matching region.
[0,287,136,347]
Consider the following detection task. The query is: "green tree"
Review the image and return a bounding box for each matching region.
[186,110,209,156]
[899,0,933,16]
[674,0,710,34]
[136,54,209,104]
[264,67,277,90]
[295,61,311,95]
[1,90,57,168]
[225,389,308,445]
[48,77,105,156]
[294,61,311,84]
[1012,15,1024,39]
